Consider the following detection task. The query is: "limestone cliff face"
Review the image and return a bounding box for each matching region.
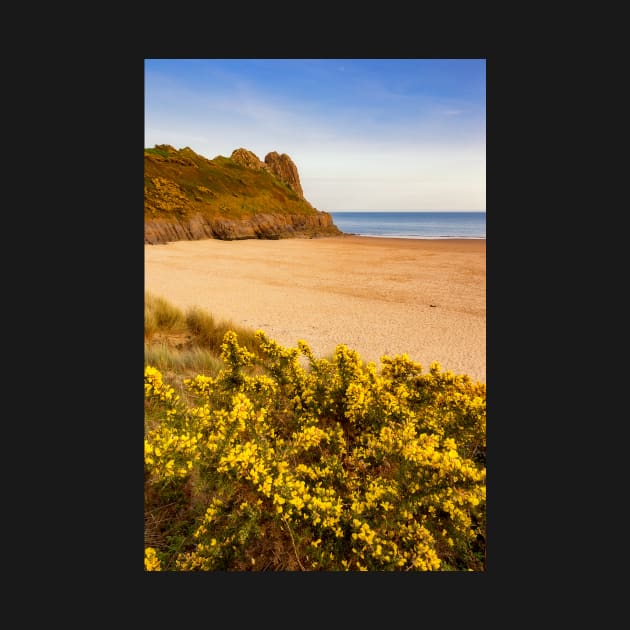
[145,145,341,243]
[145,211,338,244]
[230,148,305,199]
[264,151,304,199]
[230,148,268,171]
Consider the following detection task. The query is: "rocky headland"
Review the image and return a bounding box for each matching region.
[144,145,341,243]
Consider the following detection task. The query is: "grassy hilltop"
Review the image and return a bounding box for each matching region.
[144,145,341,242]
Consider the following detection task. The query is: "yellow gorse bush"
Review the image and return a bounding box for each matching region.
[144,330,486,571]
[144,547,161,571]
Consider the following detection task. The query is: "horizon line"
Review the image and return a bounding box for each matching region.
[326,208,486,212]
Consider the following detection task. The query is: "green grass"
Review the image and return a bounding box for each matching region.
[145,293,187,334]
[184,306,260,356]
[144,147,171,158]
[144,144,340,232]
[145,292,263,376]
[144,342,225,376]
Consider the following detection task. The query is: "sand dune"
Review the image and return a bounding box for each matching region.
[144,235,486,383]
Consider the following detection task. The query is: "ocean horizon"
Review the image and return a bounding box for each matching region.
[329,211,486,240]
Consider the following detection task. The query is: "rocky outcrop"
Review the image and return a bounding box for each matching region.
[230,148,268,171]
[264,151,304,198]
[230,148,305,199]
[145,145,342,244]
[145,210,339,244]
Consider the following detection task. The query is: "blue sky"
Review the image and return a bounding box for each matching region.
[145,59,485,211]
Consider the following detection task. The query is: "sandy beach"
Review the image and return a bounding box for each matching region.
[144,235,486,383]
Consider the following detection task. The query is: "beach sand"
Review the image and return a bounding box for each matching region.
[144,235,486,383]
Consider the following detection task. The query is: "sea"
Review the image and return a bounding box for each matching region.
[328,211,486,240]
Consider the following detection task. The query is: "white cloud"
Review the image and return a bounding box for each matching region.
[145,68,485,211]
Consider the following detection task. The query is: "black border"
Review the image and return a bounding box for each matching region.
[69,48,541,616]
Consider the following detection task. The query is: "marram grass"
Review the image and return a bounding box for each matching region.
[145,322,486,571]
[145,291,263,364]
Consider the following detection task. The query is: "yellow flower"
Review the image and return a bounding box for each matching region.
[144,547,161,571]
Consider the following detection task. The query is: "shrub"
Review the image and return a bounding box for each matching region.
[144,330,486,571]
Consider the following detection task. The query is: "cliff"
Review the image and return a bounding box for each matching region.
[144,145,341,243]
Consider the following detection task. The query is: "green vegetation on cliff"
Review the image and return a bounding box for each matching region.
[144,145,340,242]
